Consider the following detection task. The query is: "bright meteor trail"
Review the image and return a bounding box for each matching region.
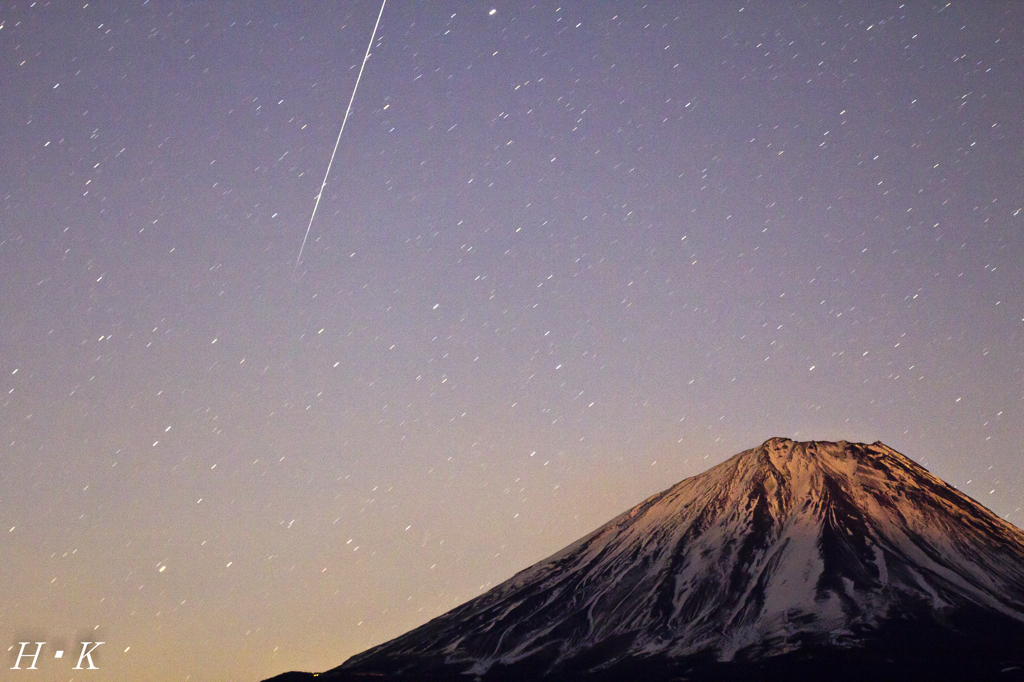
[295,0,387,273]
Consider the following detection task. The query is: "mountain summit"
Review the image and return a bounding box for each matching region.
[269,439,1024,681]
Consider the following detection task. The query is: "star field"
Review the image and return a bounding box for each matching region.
[1,2,1022,680]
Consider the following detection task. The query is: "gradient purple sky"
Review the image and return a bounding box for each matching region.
[2,2,1023,680]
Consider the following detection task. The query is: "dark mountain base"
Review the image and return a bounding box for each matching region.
[283,616,1024,682]
[272,653,1024,682]
[274,645,1024,682]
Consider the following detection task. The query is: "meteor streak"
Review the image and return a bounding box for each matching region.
[294,0,387,273]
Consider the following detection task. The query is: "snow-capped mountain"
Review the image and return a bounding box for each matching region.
[269,439,1024,681]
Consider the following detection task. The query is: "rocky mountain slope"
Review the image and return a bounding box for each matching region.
[266,438,1024,680]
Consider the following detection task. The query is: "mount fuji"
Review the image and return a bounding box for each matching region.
[265,438,1024,681]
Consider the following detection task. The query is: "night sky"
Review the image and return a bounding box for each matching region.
[2,2,1023,680]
